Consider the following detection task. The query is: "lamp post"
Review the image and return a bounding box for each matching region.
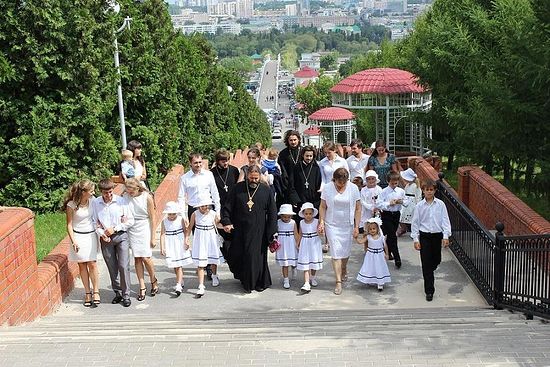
[114,16,132,150]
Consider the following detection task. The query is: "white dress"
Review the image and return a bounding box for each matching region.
[297,219,323,271]
[275,219,298,267]
[126,192,152,258]
[67,200,98,262]
[322,184,358,259]
[133,160,147,188]
[357,235,391,285]
[192,210,223,267]
[163,216,193,268]
[400,183,422,224]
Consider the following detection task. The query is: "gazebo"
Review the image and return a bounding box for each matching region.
[302,125,322,148]
[308,107,356,145]
[294,66,319,87]
[330,68,432,154]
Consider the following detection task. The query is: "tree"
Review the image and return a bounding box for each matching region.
[295,76,337,117]
[320,53,337,70]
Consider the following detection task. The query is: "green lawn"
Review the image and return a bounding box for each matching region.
[34,212,67,262]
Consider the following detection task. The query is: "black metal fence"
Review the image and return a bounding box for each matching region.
[435,174,550,319]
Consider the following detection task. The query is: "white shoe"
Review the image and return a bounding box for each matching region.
[212,275,220,287]
[283,278,290,289]
[301,283,311,292]
[291,267,297,280]
[174,283,183,295]
[310,277,318,287]
[377,284,383,291]
[197,284,205,296]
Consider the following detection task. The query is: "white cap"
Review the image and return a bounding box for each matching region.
[400,168,417,182]
[163,201,181,214]
[278,204,295,216]
[194,194,213,208]
[298,202,318,218]
[365,170,380,184]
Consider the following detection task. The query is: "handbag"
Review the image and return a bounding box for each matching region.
[214,225,224,248]
[268,238,281,253]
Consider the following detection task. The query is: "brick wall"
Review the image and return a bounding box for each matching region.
[0,165,186,326]
[457,166,550,235]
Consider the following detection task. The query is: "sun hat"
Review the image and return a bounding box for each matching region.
[366,217,383,227]
[278,204,295,216]
[194,194,213,208]
[298,202,318,218]
[400,168,417,182]
[163,201,181,214]
[365,170,380,184]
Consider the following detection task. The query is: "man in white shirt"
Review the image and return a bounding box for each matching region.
[178,153,221,221]
[346,139,369,181]
[411,179,452,302]
[92,179,134,307]
[377,171,408,269]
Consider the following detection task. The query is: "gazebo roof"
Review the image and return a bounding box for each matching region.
[309,107,355,121]
[294,66,319,78]
[303,125,321,136]
[330,68,425,95]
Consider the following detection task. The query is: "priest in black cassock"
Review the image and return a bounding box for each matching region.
[221,165,278,293]
[277,130,302,206]
[288,145,322,211]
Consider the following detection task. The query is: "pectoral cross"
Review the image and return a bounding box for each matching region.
[304,181,309,189]
[224,185,228,192]
[247,199,254,211]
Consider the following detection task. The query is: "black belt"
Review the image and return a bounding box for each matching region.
[196,224,214,231]
[367,248,384,254]
[166,228,184,236]
[278,231,294,237]
[302,232,318,238]
[73,229,95,234]
[406,194,416,197]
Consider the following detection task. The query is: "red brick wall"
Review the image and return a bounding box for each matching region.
[457,166,550,235]
[0,165,186,326]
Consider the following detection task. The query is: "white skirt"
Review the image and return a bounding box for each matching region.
[356,249,391,285]
[192,230,224,267]
[275,234,298,267]
[129,218,152,258]
[69,230,98,262]
[325,223,353,259]
[296,236,323,271]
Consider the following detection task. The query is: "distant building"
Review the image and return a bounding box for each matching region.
[297,0,310,16]
[236,0,253,18]
[390,27,409,40]
[298,16,355,27]
[299,53,321,70]
[176,22,242,34]
[285,4,297,16]
[294,66,319,87]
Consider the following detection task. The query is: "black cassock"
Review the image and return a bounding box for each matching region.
[221,182,277,292]
[287,160,322,210]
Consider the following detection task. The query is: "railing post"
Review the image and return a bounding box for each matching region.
[493,222,505,309]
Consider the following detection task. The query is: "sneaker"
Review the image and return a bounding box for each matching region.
[310,277,318,287]
[175,283,183,296]
[197,284,205,296]
[212,275,220,287]
[283,278,290,289]
[377,284,383,291]
[301,283,311,293]
[291,267,297,280]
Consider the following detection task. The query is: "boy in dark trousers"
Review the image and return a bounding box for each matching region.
[411,179,452,301]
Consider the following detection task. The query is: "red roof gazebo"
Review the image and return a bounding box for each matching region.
[330,68,432,154]
[308,107,356,145]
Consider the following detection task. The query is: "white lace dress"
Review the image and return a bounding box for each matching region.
[67,200,99,262]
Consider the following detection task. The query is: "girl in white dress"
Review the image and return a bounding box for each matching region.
[296,202,323,293]
[357,217,391,290]
[160,201,194,296]
[318,168,361,295]
[124,178,158,301]
[275,204,299,289]
[186,196,223,297]
[360,170,383,231]
[398,168,422,236]
[63,179,100,307]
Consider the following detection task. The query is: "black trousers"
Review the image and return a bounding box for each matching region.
[381,211,401,262]
[419,231,443,295]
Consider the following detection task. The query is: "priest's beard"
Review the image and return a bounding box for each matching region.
[248,183,258,189]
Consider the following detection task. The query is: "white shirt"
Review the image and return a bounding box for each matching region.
[91,194,134,237]
[346,154,369,181]
[177,169,221,216]
[376,186,408,212]
[318,156,349,190]
[411,197,452,242]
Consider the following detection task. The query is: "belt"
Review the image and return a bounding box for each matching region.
[302,232,318,238]
[278,230,294,237]
[406,194,416,197]
[196,224,215,231]
[367,248,384,254]
[73,229,95,234]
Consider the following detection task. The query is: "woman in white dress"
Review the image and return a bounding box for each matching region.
[124,178,158,301]
[63,179,100,307]
[127,140,148,188]
[318,168,361,295]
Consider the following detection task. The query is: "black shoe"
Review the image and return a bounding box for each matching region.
[395,260,402,269]
[426,294,433,302]
[122,298,131,307]
[255,286,265,292]
[111,294,123,304]
[206,265,213,280]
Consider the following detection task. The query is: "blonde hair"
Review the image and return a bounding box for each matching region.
[267,147,279,159]
[124,177,147,193]
[121,149,133,160]
[62,179,95,210]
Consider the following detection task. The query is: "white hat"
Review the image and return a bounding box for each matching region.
[370,141,376,149]
[194,194,213,208]
[365,170,380,184]
[298,202,318,218]
[278,204,295,216]
[163,201,181,214]
[400,168,417,182]
[366,217,383,227]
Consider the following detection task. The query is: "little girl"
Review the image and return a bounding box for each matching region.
[296,202,323,293]
[160,201,193,296]
[360,170,383,233]
[275,204,299,289]
[186,195,224,297]
[357,217,391,291]
[397,168,422,236]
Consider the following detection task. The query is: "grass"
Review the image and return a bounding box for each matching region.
[34,212,67,262]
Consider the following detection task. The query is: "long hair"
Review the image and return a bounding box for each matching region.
[371,139,390,158]
[62,179,95,210]
[127,140,144,166]
[124,177,148,194]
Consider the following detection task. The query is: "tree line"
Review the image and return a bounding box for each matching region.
[0,0,270,213]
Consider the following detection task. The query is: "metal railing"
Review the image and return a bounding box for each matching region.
[435,173,550,319]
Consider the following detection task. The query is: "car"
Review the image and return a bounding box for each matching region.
[272,122,282,129]
[271,129,282,139]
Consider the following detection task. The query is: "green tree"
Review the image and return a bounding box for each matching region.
[295,76,337,117]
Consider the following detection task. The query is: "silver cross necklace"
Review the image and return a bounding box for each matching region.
[300,161,313,189]
[215,166,230,192]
